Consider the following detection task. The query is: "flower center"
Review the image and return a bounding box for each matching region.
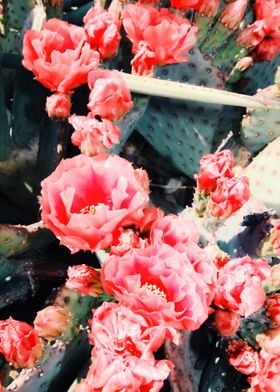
[80,205,96,215]
[142,282,167,300]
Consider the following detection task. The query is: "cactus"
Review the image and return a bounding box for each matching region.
[3,286,98,391]
[135,48,225,177]
[243,137,280,214]
[0,221,54,257]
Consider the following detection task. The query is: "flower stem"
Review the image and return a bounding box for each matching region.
[121,72,280,110]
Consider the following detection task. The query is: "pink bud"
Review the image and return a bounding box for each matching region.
[34,305,72,341]
[45,92,71,120]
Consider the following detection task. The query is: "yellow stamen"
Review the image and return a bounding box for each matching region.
[142,282,167,300]
[80,205,96,215]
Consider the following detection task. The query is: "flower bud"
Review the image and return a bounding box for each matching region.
[45,92,71,120]
[34,305,72,341]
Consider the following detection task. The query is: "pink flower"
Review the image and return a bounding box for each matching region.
[83,5,121,60]
[214,256,270,317]
[81,349,173,391]
[65,264,103,296]
[45,92,71,119]
[34,305,71,341]
[266,294,280,324]
[89,302,180,355]
[101,242,212,330]
[228,339,261,375]
[122,4,198,66]
[196,150,234,194]
[249,350,280,391]
[219,0,248,30]
[150,214,200,250]
[213,309,240,337]
[207,176,250,219]
[22,19,100,93]
[0,317,43,368]
[40,154,149,253]
[131,41,157,77]
[87,69,134,121]
[237,20,267,49]
[69,114,121,156]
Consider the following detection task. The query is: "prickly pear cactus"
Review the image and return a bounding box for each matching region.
[243,137,280,214]
[136,48,225,177]
[240,84,280,152]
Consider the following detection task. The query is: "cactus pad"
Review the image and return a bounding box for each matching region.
[136,48,225,177]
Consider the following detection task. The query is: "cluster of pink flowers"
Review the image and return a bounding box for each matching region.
[195,150,250,219]
[237,0,280,60]
[21,2,198,156]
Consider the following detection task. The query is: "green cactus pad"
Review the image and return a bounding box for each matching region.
[240,85,280,152]
[136,48,225,177]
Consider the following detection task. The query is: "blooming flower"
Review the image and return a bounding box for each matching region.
[34,305,72,341]
[79,302,179,391]
[40,154,149,252]
[66,264,103,296]
[101,242,212,330]
[22,19,100,93]
[228,339,261,375]
[213,309,240,337]
[207,176,250,219]
[196,150,234,194]
[45,92,71,120]
[69,114,121,156]
[87,69,134,121]
[214,256,270,317]
[249,349,280,391]
[83,4,121,60]
[89,302,180,355]
[122,4,198,66]
[0,317,43,368]
[79,348,174,391]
